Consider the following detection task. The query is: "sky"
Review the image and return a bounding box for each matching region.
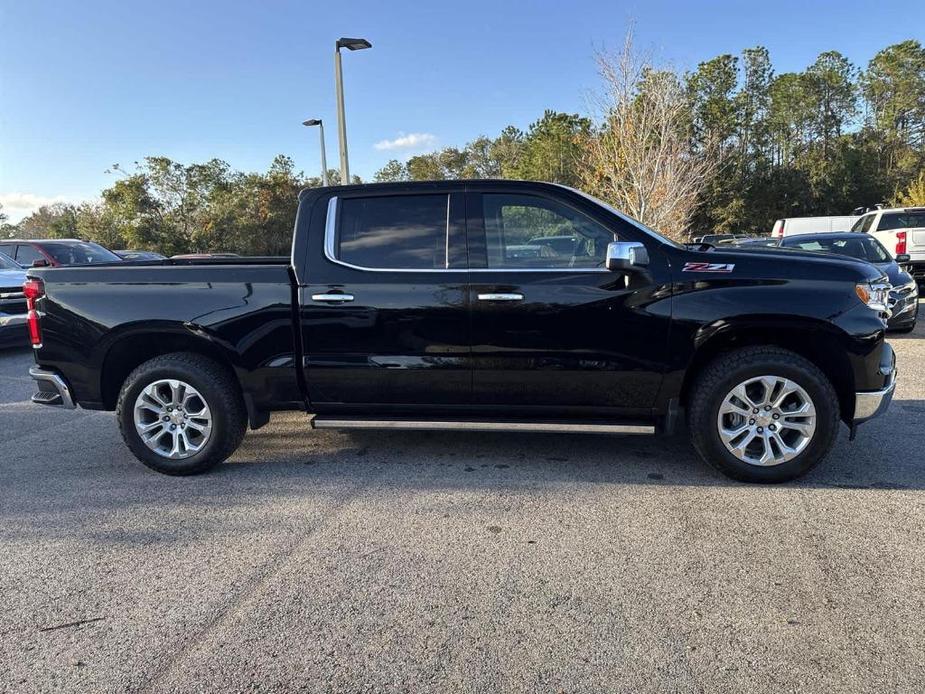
[1,0,923,222]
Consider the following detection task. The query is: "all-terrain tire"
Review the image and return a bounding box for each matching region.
[116,352,247,475]
[689,346,840,483]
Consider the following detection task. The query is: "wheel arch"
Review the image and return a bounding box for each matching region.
[679,318,856,423]
[99,325,243,412]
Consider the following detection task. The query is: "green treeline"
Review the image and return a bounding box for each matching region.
[2,39,922,252]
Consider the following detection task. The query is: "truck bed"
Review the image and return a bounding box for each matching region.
[30,261,301,414]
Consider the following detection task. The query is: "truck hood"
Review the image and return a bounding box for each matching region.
[699,246,888,283]
[0,268,27,288]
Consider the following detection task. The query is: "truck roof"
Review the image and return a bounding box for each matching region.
[298,179,567,200]
[1,238,87,244]
[868,207,925,214]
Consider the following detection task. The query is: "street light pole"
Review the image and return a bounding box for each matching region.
[302,119,329,186]
[334,37,371,185]
[318,121,329,186]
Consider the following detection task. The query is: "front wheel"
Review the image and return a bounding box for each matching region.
[689,347,840,483]
[116,352,247,475]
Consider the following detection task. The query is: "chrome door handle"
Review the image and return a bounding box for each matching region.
[311,293,355,303]
[477,293,524,302]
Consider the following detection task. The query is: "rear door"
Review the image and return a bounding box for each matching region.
[299,188,471,411]
[465,185,670,417]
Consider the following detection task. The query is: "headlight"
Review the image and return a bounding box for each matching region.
[855,281,891,313]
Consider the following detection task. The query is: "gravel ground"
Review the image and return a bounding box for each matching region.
[2,303,924,693]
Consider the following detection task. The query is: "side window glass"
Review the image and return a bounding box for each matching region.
[879,211,925,230]
[860,215,874,233]
[335,195,448,270]
[14,244,44,266]
[482,194,615,269]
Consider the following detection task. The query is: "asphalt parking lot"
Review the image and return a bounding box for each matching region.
[2,303,924,693]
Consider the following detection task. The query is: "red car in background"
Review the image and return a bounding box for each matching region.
[0,239,122,267]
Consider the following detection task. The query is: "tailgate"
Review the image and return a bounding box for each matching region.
[910,228,925,249]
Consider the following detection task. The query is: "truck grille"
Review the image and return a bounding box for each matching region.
[0,287,26,315]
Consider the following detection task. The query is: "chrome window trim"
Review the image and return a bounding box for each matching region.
[322,195,610,274]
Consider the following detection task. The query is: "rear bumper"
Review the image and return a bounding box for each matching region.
[853,344,896,424]
[29,366,76,409]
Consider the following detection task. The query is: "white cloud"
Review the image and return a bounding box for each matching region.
[0,192,82,223]
[373,132,438,152]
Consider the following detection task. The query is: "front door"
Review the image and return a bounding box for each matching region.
[300,189,471,411]
[466,188,669,417]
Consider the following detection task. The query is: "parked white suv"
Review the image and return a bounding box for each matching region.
[851,207,925,284]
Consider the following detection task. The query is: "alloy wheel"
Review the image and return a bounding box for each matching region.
[716,375,816,467]
[133,379,213,459]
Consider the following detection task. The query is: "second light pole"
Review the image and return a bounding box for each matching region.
[302,119,329,186]
[334,37,371,185]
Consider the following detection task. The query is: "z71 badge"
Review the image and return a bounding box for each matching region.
[682,262,735,273]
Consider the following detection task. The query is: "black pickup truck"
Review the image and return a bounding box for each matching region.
[26,181,897,482]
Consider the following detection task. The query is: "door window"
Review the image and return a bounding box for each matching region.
[14,244,45,266]
[334,195,449,270]
[481,194,614,269]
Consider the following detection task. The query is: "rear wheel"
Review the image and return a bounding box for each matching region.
[689,347,839,483]
[116,352,247,475]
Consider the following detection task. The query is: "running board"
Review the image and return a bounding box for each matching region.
[309,416,655,435]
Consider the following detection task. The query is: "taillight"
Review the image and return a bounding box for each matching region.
[896,231,907,256]
[23,277,44,348]
[777,220,785,238]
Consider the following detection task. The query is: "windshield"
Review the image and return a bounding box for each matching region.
[785,236,890,263]
[41,241,121,265]
[561,185,686,249]
[850,214,875,232]
[0,251,21,270]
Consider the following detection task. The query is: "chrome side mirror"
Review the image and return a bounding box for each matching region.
[895,253,911,264]
[606,241,649,272]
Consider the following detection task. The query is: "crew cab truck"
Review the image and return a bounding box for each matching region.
[26,181,897,483]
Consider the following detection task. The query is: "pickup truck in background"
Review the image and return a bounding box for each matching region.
[26,181,897,483]
[851,206,925,285]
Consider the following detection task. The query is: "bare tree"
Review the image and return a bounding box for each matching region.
[582,33,716,241]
